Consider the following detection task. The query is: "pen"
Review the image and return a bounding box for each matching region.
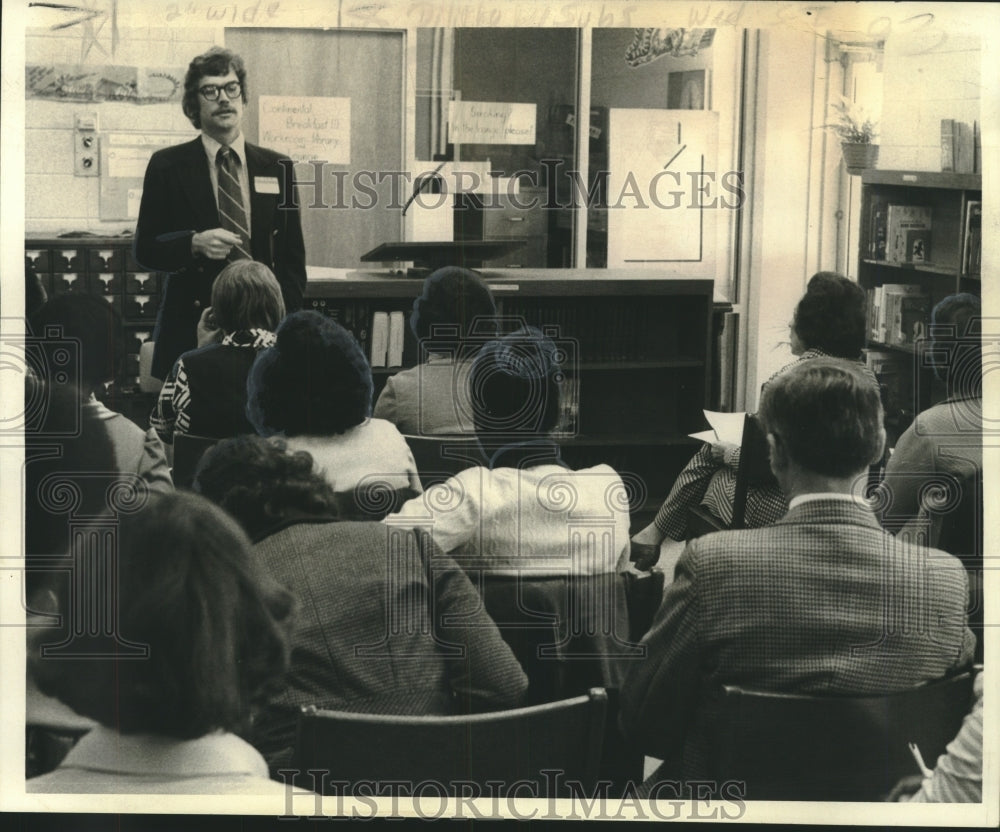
[908,742,933,778]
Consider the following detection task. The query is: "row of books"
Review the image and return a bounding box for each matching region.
[940,119,978,174]
[866,284,931,347]
[963,200,982,277]
[866,199,932,265]
[316,298,692,367]
[501,299,683,363]
[370,310,406,368]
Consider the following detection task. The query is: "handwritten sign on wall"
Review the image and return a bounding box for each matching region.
[259,96,351,163]
[447,101,536,145]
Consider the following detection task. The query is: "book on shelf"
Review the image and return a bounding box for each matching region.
[956,121,975,174]
[868,194,888,260]
[963,200,982,276]
[940,119,955,172]
[387,310,405,367]
[869,284,925,344]
[942,119,976,174]
[889,292,931,347]
[886,204,932,265]
[370,311,389,367]
[865,348,904,417]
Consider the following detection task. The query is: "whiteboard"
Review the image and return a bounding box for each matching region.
[607,109,719,271]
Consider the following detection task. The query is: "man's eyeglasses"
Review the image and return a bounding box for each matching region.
[198,81,242,102]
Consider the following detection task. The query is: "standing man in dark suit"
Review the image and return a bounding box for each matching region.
[135,46,306,380]
[620,358,975,787]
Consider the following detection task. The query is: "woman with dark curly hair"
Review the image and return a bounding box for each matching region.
[192,435,528,772]
[632,272,880,559]
[247,310,422,510]
[27,491,296,793]
[373,266,497,434]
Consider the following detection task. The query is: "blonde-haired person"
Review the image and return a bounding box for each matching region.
[151,260,285,449]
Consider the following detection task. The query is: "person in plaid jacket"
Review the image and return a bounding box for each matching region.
[621,358,975,787]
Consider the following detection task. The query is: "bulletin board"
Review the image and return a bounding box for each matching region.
[226,28,404,269]
[98,132,187,221]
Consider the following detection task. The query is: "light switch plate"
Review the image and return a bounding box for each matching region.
[74,111,99,176]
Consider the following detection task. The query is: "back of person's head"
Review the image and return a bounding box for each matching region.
[758,357,884,478]
[29,293,123,396]
[931,293,982,392]
[470,327,561,439]
[247,310,373,437]
[194,434,338,539]
[23,376,120,602]
[411,267,497,344]
[32,491,294,740]
[182,46,248,128]
[792,272,867,359]
[211,261,286,334]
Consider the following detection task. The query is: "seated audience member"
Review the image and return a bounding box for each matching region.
[193,434,528,771]
[890,671,984,803]
[30,293,172,492]
[879,293,982,548]
[373,266,497,434]
[878,293,984,661]
[24,377,118,777]
[27,491,296,794]
[150,261,285,446]
[385,327,630,575]
[632,272,877,556]
[247,310,421,509]
[620,358,975,788]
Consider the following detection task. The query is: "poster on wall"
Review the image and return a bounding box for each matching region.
[447,101,537,145]
[258,95,351,163]
[607,108,719,270]
[26,64,184,103]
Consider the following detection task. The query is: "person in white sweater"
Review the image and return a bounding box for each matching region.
[386,327,630,576]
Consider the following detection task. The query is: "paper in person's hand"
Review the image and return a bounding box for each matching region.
[689,410,747,445]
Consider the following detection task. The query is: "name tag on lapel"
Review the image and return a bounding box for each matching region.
[254,176,280,194]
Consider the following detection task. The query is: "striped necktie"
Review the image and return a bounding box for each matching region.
[216,146,252,261]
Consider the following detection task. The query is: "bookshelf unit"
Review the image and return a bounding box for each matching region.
[305,270,714,525]
[857,171,981,446]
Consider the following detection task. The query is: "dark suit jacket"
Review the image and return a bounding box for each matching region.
[620,498,976,780]
[134,137,306,379]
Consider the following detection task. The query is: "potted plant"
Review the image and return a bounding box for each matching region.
[825,96,879,174]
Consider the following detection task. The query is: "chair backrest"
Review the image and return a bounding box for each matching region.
[708,670,978,801]
[476,572,650,793]
[171,433,219,490]
[935,468,983,560]
[404,435,486,489]
[291,687,608,796]
[476,572,641,703]
[686,413,777,538]
[935,468,984,663]
[731,413,777,527]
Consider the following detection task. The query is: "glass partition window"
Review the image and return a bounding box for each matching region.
[414,26,742,295]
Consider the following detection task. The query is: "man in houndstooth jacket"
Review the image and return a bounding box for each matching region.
[620,358,976,786]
